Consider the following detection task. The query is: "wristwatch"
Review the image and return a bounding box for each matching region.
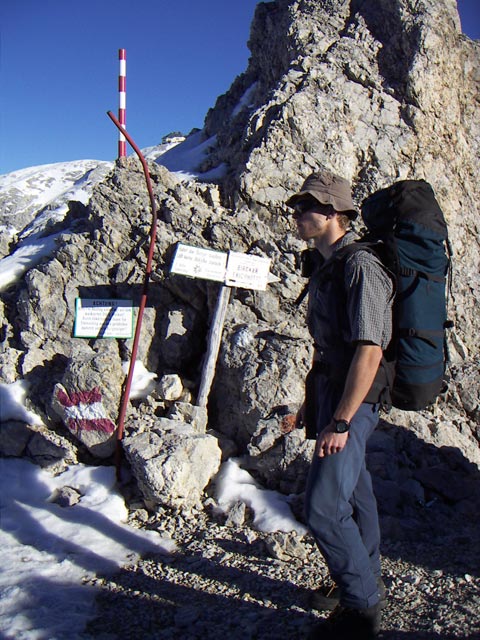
[333,418,351,433]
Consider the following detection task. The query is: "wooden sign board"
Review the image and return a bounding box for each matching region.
[171,243,271,291]
[171,244,227,282]
[74,299,134,339]
[225,251,271,291]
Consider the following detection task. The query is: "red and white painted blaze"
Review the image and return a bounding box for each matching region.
[118,48,127,158]
[56,388,116,434]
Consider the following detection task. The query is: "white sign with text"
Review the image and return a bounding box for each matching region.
[171,244,227,282]
[74,299,134,339]
[171,243,272,291]
[225,251,271,290]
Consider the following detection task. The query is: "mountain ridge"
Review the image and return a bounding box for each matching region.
[0,0,478,528]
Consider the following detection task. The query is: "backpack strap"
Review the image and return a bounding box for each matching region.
[295,284,309,306]
[397,327,444,348]
[295,248,325,307]
[295,241,388,307]
[399,266,445,283]
[337,241,396,409]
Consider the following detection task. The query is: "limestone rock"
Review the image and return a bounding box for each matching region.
[224,500,247,528]
[123,425,222,508]
[157,374,184,401]
[167,402,208,433]
[200,0,480,360]
[0,421,33,457]
[23,425,78,472]
[265,531,309,561]
[245,412,314,495]
[50,347,124,458]
[49,485,83,507]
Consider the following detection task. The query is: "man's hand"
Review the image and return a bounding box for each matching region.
[315,422,349,458]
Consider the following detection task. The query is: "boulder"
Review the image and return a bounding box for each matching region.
[123,424,222,509]
[50,346,124,458]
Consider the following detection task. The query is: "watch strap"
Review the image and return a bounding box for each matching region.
[333,418,351,433]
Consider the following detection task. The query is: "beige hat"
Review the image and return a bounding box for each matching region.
[286,170,358,219]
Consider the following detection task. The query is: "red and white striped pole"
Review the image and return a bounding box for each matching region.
[118,48,127,159]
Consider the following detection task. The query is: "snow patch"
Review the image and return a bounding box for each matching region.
[0,380,44,425]
[215,458,307,535]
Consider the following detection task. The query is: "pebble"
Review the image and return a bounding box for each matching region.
[84,506,480,639]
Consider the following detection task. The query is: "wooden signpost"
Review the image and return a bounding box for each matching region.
[196,285,232,408]
[171,243,273,408]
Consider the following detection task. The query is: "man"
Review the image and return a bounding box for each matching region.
[286,170,393,640]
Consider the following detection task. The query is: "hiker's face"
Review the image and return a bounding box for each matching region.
[292,199,332,241]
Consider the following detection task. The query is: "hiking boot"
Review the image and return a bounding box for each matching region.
[308,603,382,640]
[310,576,387,611]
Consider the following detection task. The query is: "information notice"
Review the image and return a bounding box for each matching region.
[225,251,271,290]
[74,299,134,339]
[171,243,271,291]
[171,244,227,282]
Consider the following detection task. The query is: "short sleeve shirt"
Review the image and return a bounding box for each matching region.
[308,232,393,352]
[343,244,393,349]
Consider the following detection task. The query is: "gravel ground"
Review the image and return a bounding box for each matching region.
[84,503,480,640]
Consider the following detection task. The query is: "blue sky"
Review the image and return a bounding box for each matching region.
[1,0,478,175]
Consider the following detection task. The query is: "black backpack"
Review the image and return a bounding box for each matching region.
[299,179,453,411]
[361,179,453,410]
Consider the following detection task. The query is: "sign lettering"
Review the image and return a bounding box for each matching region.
[171,244,271,291]
[74,299,134,339]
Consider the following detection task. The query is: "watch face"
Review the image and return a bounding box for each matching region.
[334,420,350,433]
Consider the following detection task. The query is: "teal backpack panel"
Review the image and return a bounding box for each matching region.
[361,179,452,410]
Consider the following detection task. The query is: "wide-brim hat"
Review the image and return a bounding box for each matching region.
[286,170,358,220]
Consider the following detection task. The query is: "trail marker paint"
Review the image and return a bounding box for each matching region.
[118,49,127,158]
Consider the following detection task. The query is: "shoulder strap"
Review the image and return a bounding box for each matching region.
[295,284,309,306]
[294,241,386,307]
[336,239,386,262]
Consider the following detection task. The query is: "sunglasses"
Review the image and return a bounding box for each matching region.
[293,198,322,216]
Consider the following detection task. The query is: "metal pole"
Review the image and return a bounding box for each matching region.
[118,49,127,158]
[107,111,157,479]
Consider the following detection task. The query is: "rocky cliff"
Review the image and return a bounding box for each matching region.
[1,0,479,532]
[200,0,479,357]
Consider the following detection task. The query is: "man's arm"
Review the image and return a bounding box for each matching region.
[315,342,382,458]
